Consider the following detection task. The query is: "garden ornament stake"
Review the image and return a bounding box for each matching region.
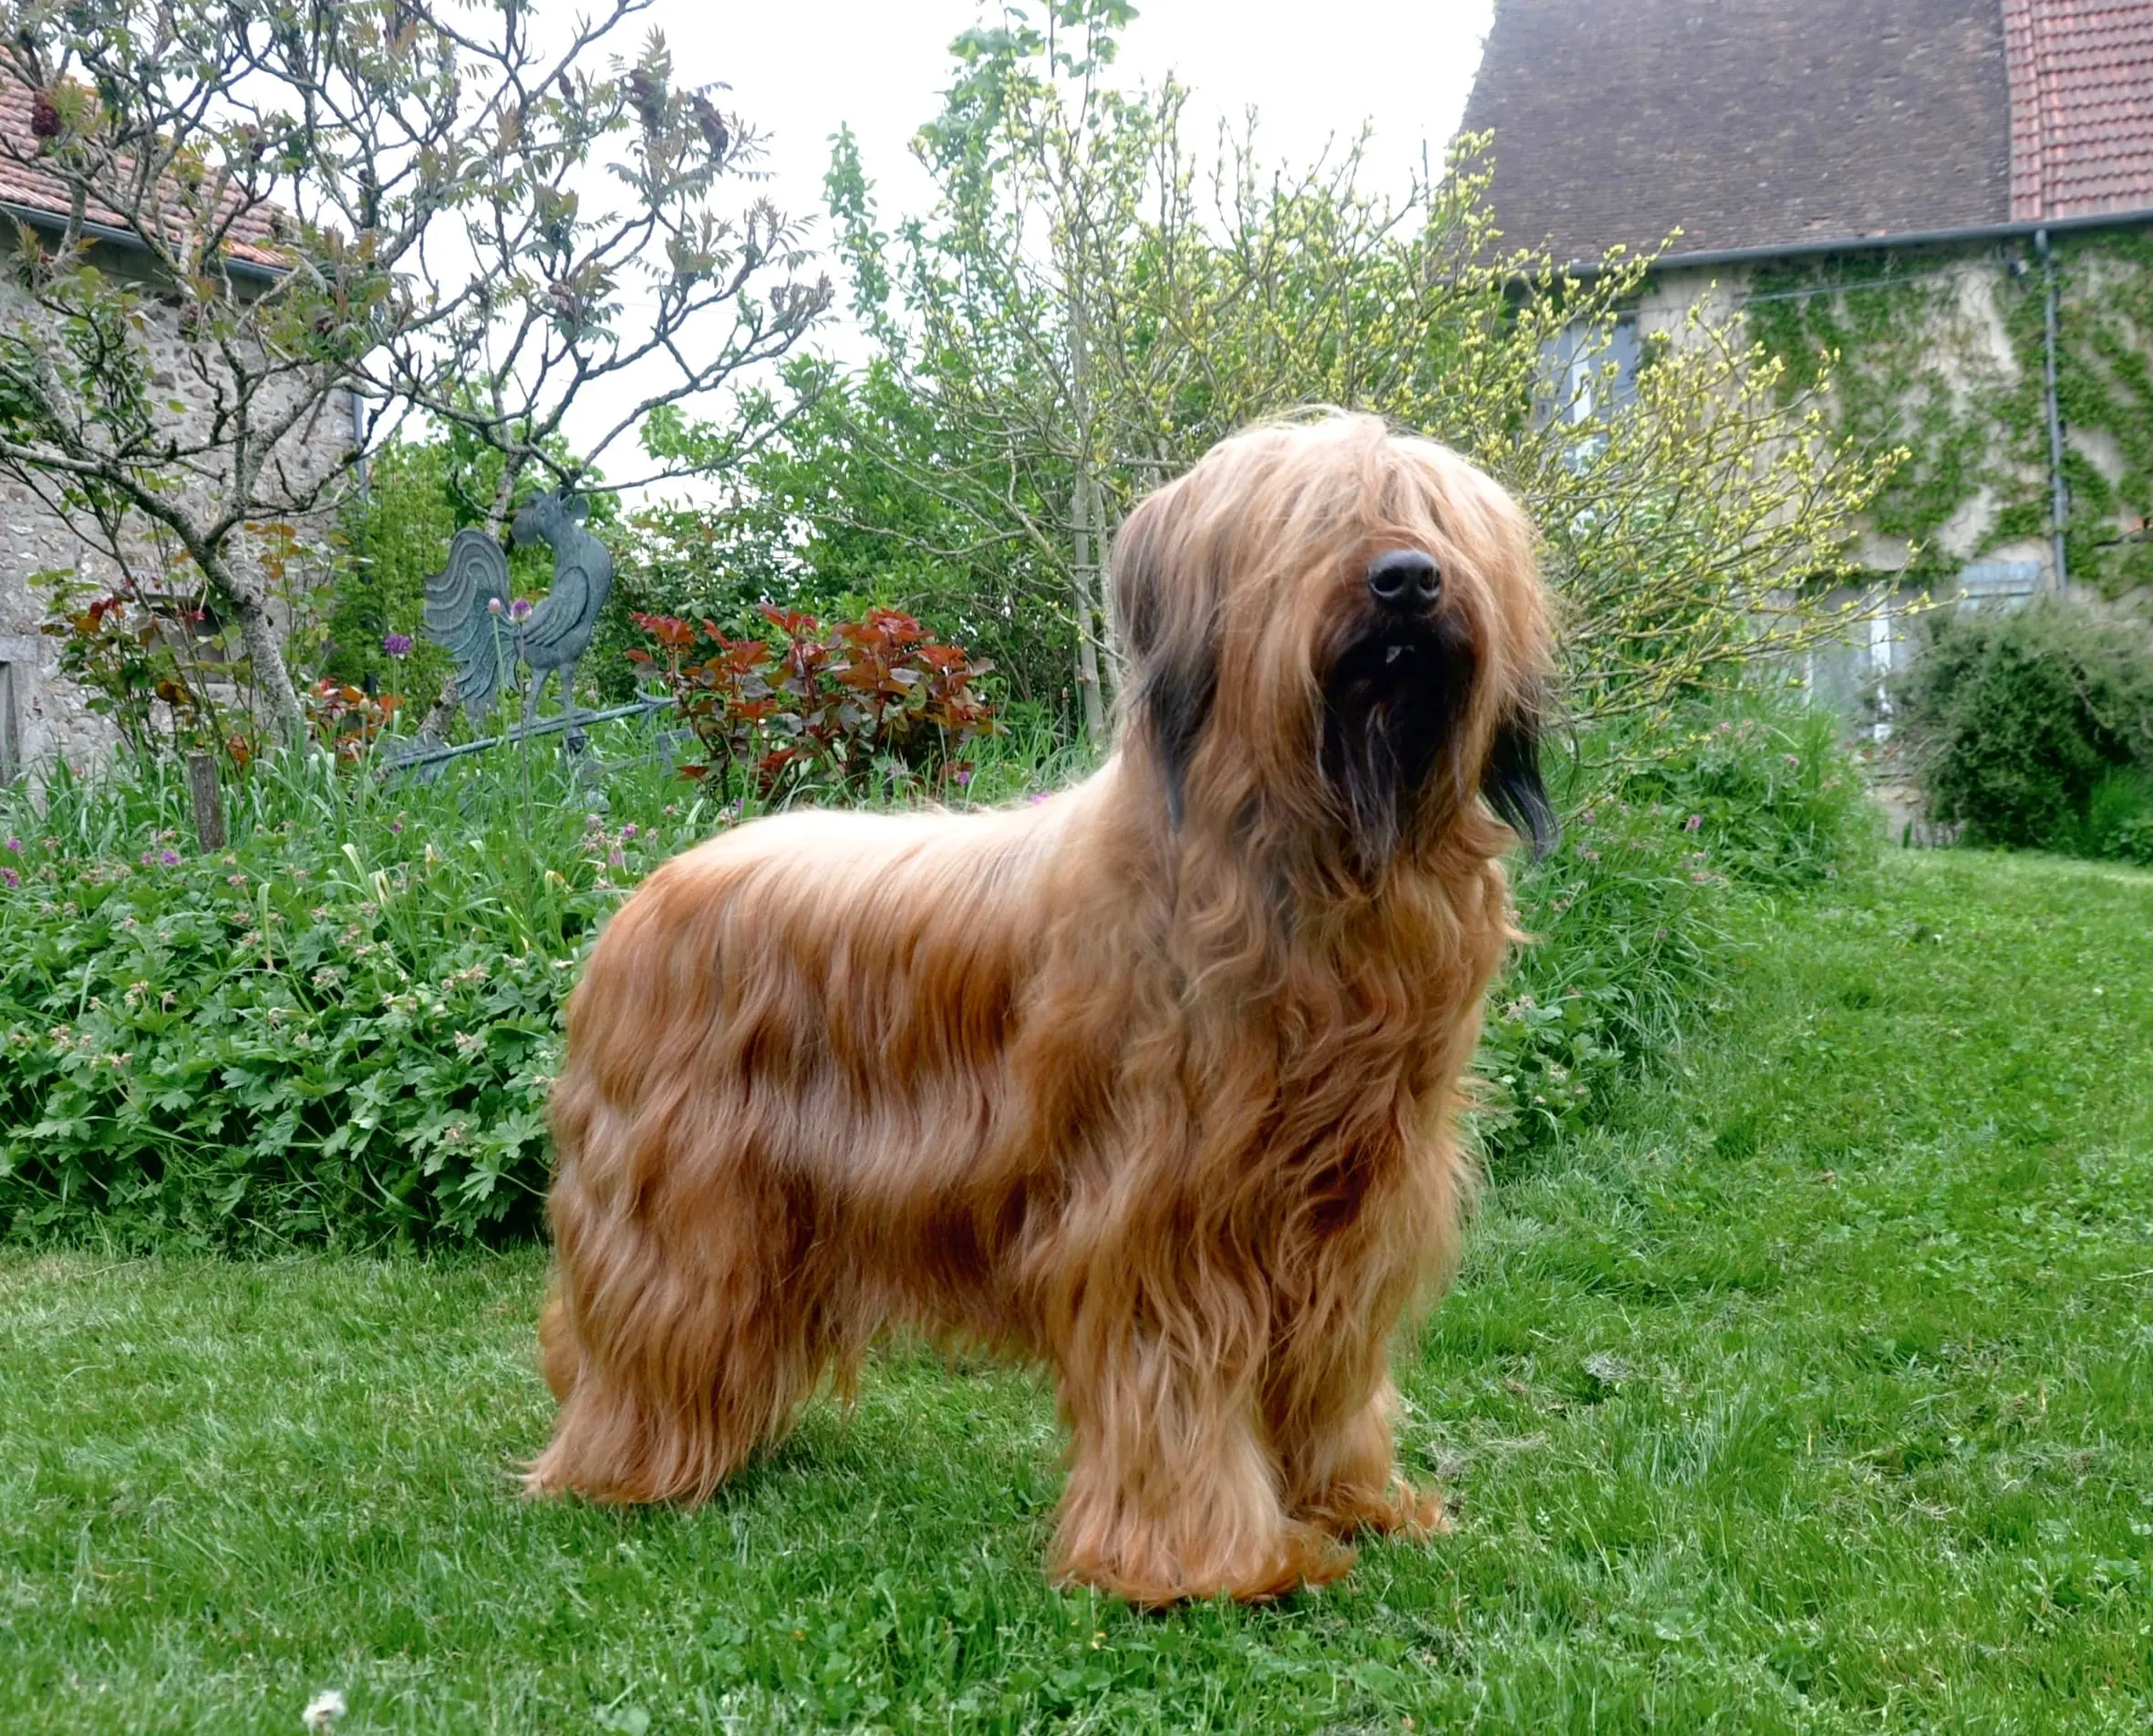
[422,489,615,733]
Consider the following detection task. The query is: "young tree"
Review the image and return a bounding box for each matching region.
[0,0,828,749]
[821,5,1901,746]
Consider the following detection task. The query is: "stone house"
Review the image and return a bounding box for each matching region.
[1461,0,2153,713]
[0,81,361,779]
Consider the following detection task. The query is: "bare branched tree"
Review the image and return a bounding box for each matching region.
[0,0,830,749]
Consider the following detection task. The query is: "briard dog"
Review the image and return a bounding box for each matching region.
[529,413,1557,1605]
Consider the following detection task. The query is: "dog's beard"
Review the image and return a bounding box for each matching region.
[1319,608,1476,864]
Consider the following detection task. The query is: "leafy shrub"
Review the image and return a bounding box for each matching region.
[0,757,669,1248]
[0,722,1060,1250]
[1476,691,1875,1154]
[0,688,1871,1245]
[629,605,999,793]
[1896,599,2153,851]
[2082,768,2153,865]
[35,575,254,763]
[302,677,409,763]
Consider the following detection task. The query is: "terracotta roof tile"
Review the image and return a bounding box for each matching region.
[0,77,286,270]
[2005,0,2153,219]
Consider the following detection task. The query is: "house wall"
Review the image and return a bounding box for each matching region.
[0,241,356,779]
[1621,241,2153,739]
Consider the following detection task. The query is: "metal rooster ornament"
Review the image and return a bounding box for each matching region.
[422,488,614,730]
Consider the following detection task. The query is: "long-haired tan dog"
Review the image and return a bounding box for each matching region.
[530,414,1557,1604]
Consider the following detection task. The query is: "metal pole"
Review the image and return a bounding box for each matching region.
[2037,228,2070,593]
[376,695,675,774]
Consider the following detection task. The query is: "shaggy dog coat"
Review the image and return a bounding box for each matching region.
[530,414,1557,1604]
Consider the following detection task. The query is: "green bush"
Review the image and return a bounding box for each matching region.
[0,691,1873,1246]
[0,726,1070,1250]
[1477,691,1876,1154]
[1896,599,2153,852]
[2081,767,2153,865]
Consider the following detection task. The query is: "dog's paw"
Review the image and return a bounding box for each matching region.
[1305,1478,1451,1542]
[1053,1519,1356,1606]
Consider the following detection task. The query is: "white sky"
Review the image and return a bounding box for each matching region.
[567,0,1499,485]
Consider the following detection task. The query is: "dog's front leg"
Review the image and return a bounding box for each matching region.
[1045,1295,1353,1605]
[1273,1368,1449,1544]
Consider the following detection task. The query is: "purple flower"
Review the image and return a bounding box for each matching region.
[3,837,19,852]
[510,597,534,624]
[953,769,972,787]
[382,633,415,658]
[1683,812,1703,832]
[0,866,18,890]
[159,849,181,866]
[619,823,638,841]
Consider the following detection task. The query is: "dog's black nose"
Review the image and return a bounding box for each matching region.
[1367,548,1441,610]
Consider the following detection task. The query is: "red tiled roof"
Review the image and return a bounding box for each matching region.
[2004,0,2153,219]
[0,78,287,269]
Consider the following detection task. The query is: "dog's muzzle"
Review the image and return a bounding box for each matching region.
[1365,548,1442,614]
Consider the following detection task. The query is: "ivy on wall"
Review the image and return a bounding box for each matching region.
[2047,232,2153,595]
[1744,233,2153,599]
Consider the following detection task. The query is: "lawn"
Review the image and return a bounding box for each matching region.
[3,850,2148,1732]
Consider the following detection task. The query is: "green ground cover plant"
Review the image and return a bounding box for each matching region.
[0,691,1869,1245]
[3,848,2147,1731]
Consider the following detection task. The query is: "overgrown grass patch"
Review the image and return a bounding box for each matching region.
[5,849,2148,1731]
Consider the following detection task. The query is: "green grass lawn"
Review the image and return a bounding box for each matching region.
[4,851,2149,1732]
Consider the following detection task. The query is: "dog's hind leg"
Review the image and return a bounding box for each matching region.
[527,1147,829,1506]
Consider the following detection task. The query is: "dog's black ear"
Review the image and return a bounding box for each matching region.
[1485,711,1559,859]
[1111,497,1217,828]
[1139,651,1217,829]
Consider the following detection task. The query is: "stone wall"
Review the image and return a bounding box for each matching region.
[0,239,356,780]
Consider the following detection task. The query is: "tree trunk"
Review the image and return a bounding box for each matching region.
[1094,483,1124,692]
[202,547,309,749]
[1066,273,1108,749]
[1070,464,1107,748]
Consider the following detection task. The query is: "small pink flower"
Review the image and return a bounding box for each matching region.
[3,836,19,852]
[0,866,18,889]
[1683,813,1703,832]
[159,848,181,866]
[487,596,504,615]
[511,597,534,624]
